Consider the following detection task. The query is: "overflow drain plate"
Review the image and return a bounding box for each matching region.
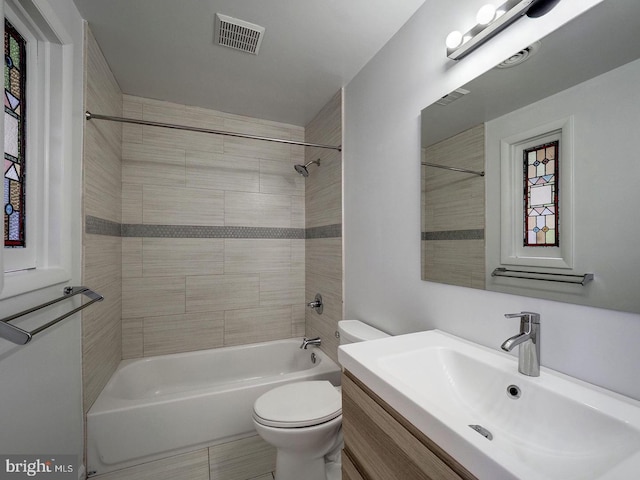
[469,424,493,440]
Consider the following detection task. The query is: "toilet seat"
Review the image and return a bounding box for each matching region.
[253,381,342,428]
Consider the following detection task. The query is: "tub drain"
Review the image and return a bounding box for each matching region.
[469,424,493,441]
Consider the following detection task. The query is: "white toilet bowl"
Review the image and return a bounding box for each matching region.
[252,321,389,480]
[252,381,342,480]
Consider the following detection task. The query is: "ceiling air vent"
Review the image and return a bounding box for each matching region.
[215,13,265,55]
[436,88,470,106]
[496,42,542,69]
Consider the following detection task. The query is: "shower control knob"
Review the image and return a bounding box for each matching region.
[306,293,323,314]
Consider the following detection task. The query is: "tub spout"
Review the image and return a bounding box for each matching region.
[300,337,321,349]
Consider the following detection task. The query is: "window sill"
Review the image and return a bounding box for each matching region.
[0,268,71,300]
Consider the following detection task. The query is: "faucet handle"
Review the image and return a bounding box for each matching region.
[504,312,540,334]
[504,312,540,323]
[306,293,323,315]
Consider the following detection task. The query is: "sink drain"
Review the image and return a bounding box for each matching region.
[469,424,493,441]
[507,384,521,399]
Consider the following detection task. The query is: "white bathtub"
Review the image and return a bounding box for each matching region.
[86,338,341,475]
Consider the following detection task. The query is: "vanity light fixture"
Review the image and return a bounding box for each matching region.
[476,4,500,25]
[446,0,561,60]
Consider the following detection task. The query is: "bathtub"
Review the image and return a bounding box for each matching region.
[86,338,341,475]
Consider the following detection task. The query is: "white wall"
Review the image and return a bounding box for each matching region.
[344,0,640,401]
[0,0,85,472]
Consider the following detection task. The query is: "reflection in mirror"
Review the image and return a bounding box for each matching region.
[421,0,640,313]
[421,125,486,289]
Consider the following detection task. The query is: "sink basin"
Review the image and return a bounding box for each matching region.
[338,330,640,480]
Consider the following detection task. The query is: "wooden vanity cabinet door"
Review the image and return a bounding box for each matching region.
[342,448,366,480]
[342,371,476,480]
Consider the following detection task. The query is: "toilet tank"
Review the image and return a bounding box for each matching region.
[338,320,389,345]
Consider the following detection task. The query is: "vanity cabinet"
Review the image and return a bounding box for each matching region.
[342,449,366,480]
[341,371,477,480]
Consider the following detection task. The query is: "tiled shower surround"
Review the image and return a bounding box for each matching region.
[83,27,342,480]
[303,91,343,363]
[83,27,123,414]
[118,93,309,358]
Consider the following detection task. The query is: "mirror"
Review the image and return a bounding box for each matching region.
[421,0,640,314]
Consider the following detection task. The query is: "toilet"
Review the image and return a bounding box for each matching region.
[252,320,389,480]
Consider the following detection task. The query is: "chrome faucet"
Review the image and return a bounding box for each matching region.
[501,312,540,377]
[300,337,321,349]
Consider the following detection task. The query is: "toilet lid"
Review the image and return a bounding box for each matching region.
[253,381,342,428]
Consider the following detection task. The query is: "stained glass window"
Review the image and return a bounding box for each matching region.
[523,141,559,247]
[4,19,26,248]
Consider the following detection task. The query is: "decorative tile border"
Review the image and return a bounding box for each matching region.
[85,215,122,237]
[305,224,342,239]
[422,229,484,241]
[122,224,305,239]
[86,216,341,239]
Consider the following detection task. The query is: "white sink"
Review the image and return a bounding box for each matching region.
[338,330,640,480]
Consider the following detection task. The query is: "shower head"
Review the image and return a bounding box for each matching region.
[294,164,310,177]
[294,159,320,177]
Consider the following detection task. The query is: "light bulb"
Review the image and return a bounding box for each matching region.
[476,4,497,25]
[446,31,463,50]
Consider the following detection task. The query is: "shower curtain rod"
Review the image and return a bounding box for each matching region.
[85,112,342,152]
[422,162,485,177]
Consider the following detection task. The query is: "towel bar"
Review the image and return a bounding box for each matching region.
[491,268,594,286]
[0,286,103,345]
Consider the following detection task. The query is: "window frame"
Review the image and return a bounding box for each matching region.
[500,116,574,270]
[0,0,75,299]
